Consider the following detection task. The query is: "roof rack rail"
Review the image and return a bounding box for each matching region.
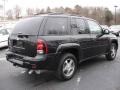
[34,12,83,18]
[47,12,64,15]
[69,14,81,17]
[48,13,82,17]
[33,12,64,16]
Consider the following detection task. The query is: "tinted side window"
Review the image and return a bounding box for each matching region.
[71,18,88,34]
[44,17,68,35]
[76,18,87,34]
[87,20,102,34]
[70,18,78,34]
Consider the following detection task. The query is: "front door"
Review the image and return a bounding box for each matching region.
[87,20,109,56]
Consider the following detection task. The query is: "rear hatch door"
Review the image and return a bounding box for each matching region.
[9,16,44,57]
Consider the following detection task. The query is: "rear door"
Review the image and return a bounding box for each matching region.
[70,17,92,59]
[86,19,109,56]
[9,17,44,57]
[39,16,71,53]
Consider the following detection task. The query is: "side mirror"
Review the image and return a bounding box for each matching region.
[96,29,109,38]
[103,29,110,34]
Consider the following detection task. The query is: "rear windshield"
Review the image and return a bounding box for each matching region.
[12,16,43,35]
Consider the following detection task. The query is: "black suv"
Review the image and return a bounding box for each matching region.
[6,14,118,80]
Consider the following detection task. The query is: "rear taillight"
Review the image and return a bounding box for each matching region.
[37,39,48,54]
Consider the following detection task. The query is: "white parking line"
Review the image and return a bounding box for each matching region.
[77,77,81,84]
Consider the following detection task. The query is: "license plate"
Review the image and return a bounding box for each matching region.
[10,59,23,65]
[16,41,23,47]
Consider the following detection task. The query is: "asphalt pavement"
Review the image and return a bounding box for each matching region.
[0,39,120,90]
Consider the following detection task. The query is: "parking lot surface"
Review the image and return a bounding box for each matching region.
[0,38,120,90]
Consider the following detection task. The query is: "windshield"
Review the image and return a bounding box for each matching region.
[12,16,43,35]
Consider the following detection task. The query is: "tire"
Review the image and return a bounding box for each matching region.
[106,43,117,61]
[56,53,77,81]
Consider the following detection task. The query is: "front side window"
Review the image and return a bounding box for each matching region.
[87,20,102,34]
[44,17,68,35]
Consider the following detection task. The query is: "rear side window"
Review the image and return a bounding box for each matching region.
[76,18,87,34]
[44,17,68,35]
[70,18,78,34]
[12,17,43,35]
[71,18,88,34]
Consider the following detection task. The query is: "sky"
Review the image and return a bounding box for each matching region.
[0,0,120,15]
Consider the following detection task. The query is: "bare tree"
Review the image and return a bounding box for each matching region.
[35,8,41,14]
[59,7,65,13]
[46,7,51,13]
[40,9,45,14]
[104,8,113,26]
[73,5,82,15]
[26,8,34,16]
[81,7,89,16]
[65,7,73,14]
[10,5,117,25]
[6,9,13,19]
[51,7,65,13]
[52,7,60,13]
[14,5,21,19]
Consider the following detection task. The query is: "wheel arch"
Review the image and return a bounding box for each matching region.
[111,40,118,50]
[56,43,82,62]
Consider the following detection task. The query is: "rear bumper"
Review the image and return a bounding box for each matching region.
[6,51,61,70]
